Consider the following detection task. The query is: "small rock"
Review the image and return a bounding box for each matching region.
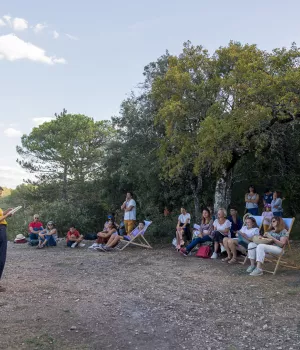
[70,326,77,330]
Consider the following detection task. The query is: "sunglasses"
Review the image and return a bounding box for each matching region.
[34,217,39,219]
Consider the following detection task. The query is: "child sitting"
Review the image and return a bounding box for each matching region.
[262,204,273,233]
[66,225,85,248]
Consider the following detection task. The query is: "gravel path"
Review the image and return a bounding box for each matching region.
[0,242,300,350]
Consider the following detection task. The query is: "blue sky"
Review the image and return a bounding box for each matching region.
[0,0,299,187]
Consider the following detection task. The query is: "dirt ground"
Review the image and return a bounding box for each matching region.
[0,241,300,350]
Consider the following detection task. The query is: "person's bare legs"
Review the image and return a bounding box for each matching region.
[228,239,238,263]
[106,235,121,248]
[222,237,231,261]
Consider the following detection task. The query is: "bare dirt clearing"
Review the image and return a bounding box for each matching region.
[1,242,300,350]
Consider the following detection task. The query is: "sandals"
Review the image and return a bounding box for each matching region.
[222,257,231,262]
[228,258,237,264]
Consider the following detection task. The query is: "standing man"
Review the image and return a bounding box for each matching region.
[0,186,13,292]
[121,192,136,234]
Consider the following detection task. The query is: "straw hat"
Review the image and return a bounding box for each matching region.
[15,234,26,240]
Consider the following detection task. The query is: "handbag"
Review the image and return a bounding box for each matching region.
[195,246,211,258]
[252,236,273,245]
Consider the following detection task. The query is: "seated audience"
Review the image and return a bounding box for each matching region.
[245,185,259,215]
[180,208,213,257]
[227,206,243,238]
[262,204,273,232]
[246,216,288,276]
[99,221,145,252]
[175,207,191,251]
[211,208,232,259]
[66,225,85,248]
[223,216,259,264]
[37,221,57,248]
[88,220,117,250]
[28,214,44,246]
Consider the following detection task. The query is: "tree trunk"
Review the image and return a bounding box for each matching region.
[214,168,233,214]
[62,164,68,201]
[191,173,202,222]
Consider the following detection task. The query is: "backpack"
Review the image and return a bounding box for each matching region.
[195,246,211,258]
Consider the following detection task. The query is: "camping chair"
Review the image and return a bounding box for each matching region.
[119,221,152,250]
[282,217,295,250]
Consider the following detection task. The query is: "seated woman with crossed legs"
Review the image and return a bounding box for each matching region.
[223,217,259,264]
[179,208,213,257]
[246,216,288,276]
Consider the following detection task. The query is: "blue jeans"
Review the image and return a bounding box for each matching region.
[273,212,283,217]
[186,235,212,253]
[40,235,56,246]
[247,208,259,215]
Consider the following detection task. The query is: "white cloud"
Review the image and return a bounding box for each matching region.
[53,30,59,39]
[0,165,30,189]
[33,23,47,33]
[0,19,6,27]
[0,34,67,65]
[12,17,28,31]
[4,128,22,138]
[65,33,78,41]
[32,117,54,126]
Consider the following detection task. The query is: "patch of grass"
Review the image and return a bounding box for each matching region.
[286,289,300,296]
[25,334,55,350]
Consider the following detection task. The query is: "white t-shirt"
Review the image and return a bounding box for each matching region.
[240,226,259,238]
[213,219,231,231]
[178,213,191,224]
[124,199,136,220]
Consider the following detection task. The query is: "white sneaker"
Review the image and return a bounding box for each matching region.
[88,243,98,249]
[250,268,263,276]
[211,252,218,259]
[246,265,256,273]
[79,243,85,247]
[220,245,226,253]
[71,242,78,248]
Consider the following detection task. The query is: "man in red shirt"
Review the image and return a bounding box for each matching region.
[66,225,84,248]
[28,214,44,246]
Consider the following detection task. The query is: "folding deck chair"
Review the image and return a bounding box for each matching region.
[243,217,299,275]
[119,220,152,250]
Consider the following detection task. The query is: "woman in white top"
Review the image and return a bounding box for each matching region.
[211,208,231,259]
[175,207,191,251]
[223,217,259,264]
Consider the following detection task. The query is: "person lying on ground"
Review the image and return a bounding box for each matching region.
[88,220,117,250]
[222,217,259,264]
[211,208,232,259]
[175,207,191,251]
[66,225,85,248]
[246,216,288,276]
[38,221,57,248]
[180,208,213,257]
[99,221,145,252]
[28,214,44,246]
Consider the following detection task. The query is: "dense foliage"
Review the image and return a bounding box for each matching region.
[2,41,300,240]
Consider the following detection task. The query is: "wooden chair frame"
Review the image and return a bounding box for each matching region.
[119,221,152,250]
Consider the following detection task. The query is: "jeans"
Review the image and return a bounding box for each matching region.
[273,212,283,217]
[248,243,282,263]
[186,235,212,252]
[40,235,57,246]
[247,208,259,215]
[0,225,7,280]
